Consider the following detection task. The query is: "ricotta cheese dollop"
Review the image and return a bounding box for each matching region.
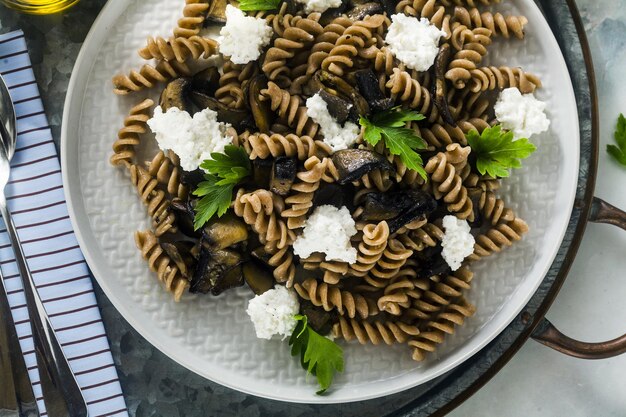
[441,215,475,271]
[147,106,233,172]
[296,0,342,13]
[246,285,300,340]
[385,14,446,72]
[293,205,358,264]
[494,87,550,139]
[219,5,273,65]
[306,93,360,152]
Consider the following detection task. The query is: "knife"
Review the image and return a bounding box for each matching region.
[0,269,39,417]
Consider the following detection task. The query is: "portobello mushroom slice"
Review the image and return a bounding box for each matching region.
[347,2,383,21]
[245,75,273,133]
[161,241,195,278]
[300,300,336,336]
[169,198,200,238]
[361,189,438,233]
[202,212,248,251]
[251,158,274,189]
[191,67,220,97]
[355,69,394,114]
[242,261,275,295]
[318,89,352,125]
[189,90,253,130]
[270,156,296,196]
[315,70,369,121]
[331,149,394,185]
[160,78,192,112]
[433,44,456,126]
[190,248,244,295]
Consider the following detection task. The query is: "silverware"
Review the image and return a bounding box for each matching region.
[0,266,39,417]
[0,75,88,417]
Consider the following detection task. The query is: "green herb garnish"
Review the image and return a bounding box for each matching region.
[466,125,537,178]
[193,145,251,229]
[607,113,626,167]
[289,315,344,395]
[239,0,282,11]
[360,107,428,179]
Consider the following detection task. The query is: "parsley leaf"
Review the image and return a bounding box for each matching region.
[607,113,626,167]
[289,315,344,395]
[466,125,537,178]
[192,145,251,229]
[360,107,428,180]
[239,0,282,11]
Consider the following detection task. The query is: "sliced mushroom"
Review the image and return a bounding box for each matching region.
[169,198,200,238]
[245,75,273,133]
[189,91,253,130]
[242,261,275,295]
[204,0,229,24]
[433,44,456,126]
[315,70,369,120]
[160,78,192,112]
[313,183,355,210]
[347,2,383,20]
[300,300,335,336]
[161,242,194,277]
[191,67,220,97]
[355,69,394,114]
[251,158,274,189]
[414,245,451,279]
[270,156,296,196]
[190,248,244,295]
[181,169,205,188]
[202,212,249,251]
[331,149,394,185]
[361,189,438,233]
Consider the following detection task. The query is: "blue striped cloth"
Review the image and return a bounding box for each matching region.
[0,31,128,417]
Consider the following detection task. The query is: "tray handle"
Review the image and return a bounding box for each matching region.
[531,197,626,359]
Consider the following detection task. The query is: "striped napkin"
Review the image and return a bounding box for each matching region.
[0,31,128,417]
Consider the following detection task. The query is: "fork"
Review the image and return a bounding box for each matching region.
[0,74,89,417]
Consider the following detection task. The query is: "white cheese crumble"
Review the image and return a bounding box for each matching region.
[494,87,550,139]
[246,285,300,340]
[293,205,358,263]
[306,93,359,152]
[147,106,233,172]
[218,5,273,65]
[441,215,475,272]
[295,0,342,13]
[384,15,446,72]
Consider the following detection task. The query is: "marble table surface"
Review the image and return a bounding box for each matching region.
[1,0,625,415]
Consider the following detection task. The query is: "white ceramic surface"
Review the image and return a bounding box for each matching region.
[61,0,579,404]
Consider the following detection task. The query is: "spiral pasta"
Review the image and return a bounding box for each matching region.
[424,147,474,220]
[469,66,542,94]
[321,14,388,77]
[294,279,378,319]
[262,13,324,85]
[454,7,528,39]
[408,297,476,361]
[370,239,413,280]
[469,217,529,261]
[135,230,189,302]
[173,0,210,38]
[349,221,390,277]
[233,188,295,249]
[112,60,191,95]
[243,132,330,160]
[110,99,154,168]
[130,164,177,236]
[146,151,188,200]
[385,68,438,122]
[333,317,420,345]
[395,0,452,37]
[260,82,320,137]
[446,27,492,90]
[138,36,218,63]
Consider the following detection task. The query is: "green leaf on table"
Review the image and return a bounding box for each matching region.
[289,315,344,395]
[607,113,626,167]
[466,125,537,178]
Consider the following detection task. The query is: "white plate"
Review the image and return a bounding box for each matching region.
[61,0,579,404]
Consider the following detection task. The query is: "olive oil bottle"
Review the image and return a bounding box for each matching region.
[1,0,79,14]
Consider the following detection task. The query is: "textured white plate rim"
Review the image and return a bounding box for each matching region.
[61,0,580,404]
